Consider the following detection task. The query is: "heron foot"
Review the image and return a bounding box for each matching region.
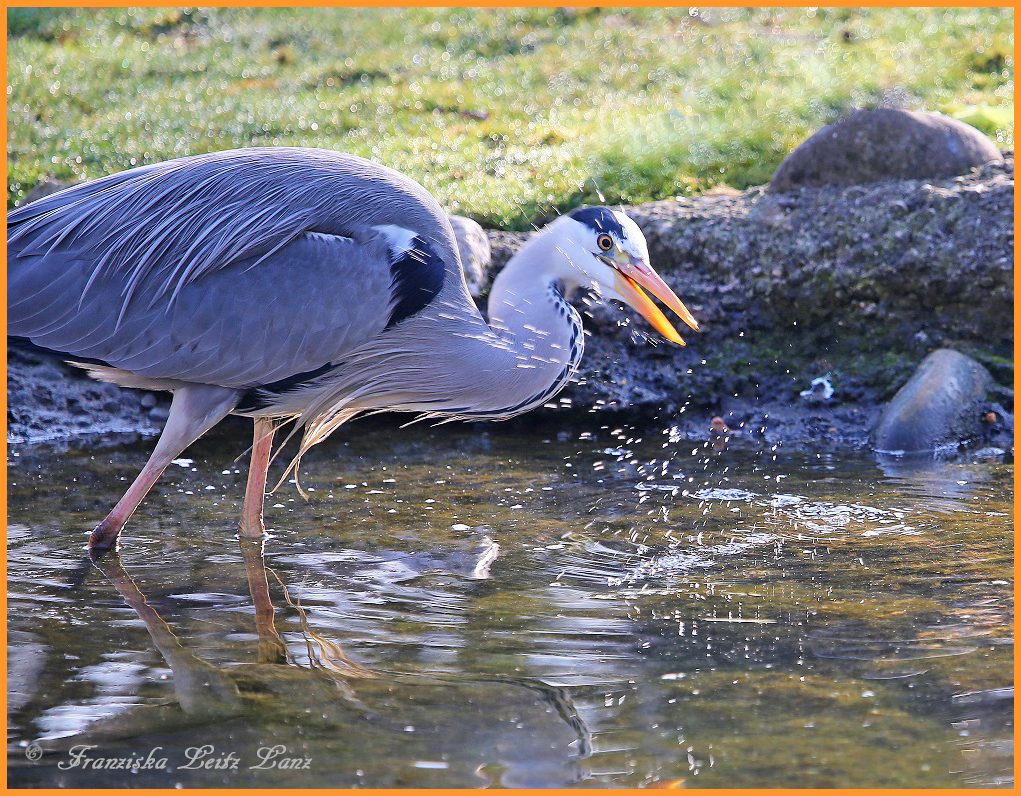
[88,520,121,553]
[239,513,267,540]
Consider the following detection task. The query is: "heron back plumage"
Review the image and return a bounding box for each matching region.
[8,147,462,322]
[8,149,605,477]
[8,148,472,390]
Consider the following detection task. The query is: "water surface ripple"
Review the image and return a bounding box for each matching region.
[7,422,1013,787]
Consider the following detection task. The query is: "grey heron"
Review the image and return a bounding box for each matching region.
[8,147,698,552]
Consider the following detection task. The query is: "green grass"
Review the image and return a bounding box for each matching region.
[7,7,1014,228]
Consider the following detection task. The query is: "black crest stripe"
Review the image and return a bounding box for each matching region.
[567,206,627,240]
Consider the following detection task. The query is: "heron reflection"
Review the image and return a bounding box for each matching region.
[25,537,591,787]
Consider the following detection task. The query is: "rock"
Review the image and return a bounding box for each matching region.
[6,347,164,443]
[20,179,72,205]
[979,402,1014,450]
[770,109,1002,192]
[871,349,994,453]
[448,215,491,298]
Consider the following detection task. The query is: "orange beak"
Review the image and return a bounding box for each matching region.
[608,254,699,345]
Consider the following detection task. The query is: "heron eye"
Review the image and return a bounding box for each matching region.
[597,234,613,251]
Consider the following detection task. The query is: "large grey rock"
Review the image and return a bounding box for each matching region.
[770,109,1002,192]
[871,349,994,453]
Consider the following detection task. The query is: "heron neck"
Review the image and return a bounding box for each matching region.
[468,233,584,417]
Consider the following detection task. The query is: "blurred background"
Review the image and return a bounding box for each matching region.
[7,7,1013,229]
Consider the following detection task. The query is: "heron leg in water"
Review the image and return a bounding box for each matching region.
[240,417,275,538]
[89,385,240,551]
[237,418,288,661]
[91,550,244,715]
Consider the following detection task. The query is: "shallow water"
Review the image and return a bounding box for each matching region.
[7,420,1013,788]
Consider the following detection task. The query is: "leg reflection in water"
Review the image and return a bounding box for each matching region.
[24,536,591,787]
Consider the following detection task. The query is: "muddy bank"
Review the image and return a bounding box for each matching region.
[7,154,1013,450]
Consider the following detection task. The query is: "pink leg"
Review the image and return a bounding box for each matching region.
[240,417,275,538]
[89,385,240,552]
[239,418,287,662]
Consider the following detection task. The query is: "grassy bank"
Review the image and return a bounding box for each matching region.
[7,7,1013,228]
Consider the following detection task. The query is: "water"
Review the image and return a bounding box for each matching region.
[7,420,1013,787]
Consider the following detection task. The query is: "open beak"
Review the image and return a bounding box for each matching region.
[603,252,699,345]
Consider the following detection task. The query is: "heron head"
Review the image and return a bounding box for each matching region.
[548,207,699,345]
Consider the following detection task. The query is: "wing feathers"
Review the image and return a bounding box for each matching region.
[8,148,461,389]
[11,228,400,388]
[9,147,458,322]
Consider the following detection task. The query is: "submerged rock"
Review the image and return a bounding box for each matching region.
[871,349,994,454]
[769,109,1002,192]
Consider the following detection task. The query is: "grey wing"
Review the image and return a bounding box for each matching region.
[8,147,462,388]
[9,228,398,387]
[8,146,459,320]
